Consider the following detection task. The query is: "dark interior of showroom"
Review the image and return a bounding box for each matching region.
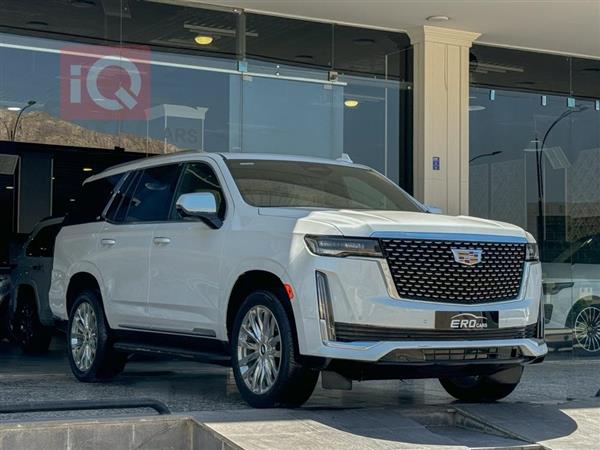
[1,1,600,355]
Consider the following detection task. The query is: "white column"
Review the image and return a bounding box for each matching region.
[408,26,481,215]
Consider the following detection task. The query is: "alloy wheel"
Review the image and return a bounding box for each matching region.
[70,301,98,371]
[574,305,600,353]
[237,305,282,394]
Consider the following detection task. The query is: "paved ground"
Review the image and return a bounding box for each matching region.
[0,335,599,448]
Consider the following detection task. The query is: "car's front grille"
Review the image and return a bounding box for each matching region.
[334,322,537,342]
[380,238,526,304]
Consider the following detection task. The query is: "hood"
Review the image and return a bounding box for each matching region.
[258,208,528,240]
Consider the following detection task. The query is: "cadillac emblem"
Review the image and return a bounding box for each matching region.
[451,248,483,266]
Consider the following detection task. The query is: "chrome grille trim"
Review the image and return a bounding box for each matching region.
[379,238,526,304]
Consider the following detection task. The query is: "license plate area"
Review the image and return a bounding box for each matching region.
[435,311,499,330]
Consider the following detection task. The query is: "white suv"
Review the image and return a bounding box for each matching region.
[50,152,546,407]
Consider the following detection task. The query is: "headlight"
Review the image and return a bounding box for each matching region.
[304,235,383,258]
[525,243,539,262]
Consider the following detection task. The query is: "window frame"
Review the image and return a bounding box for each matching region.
[25,222,62,258]
[168,161,228,223]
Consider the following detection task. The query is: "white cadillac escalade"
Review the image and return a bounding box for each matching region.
[49,152,546,407]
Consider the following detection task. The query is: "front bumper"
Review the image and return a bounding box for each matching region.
[320,337,547,362]
[290,248,546,365]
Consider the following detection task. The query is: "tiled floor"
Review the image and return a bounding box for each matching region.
[0,335,598,422]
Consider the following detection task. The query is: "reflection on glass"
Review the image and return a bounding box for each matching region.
[470,86,600,358]
[241,72,343,158]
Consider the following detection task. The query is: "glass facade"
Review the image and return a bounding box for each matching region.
[0,1,412,173]
[0,0,412,264]
[469,45,600,357]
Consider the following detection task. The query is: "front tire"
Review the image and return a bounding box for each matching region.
[11,296,52,354]
[67,290,127,382]
[231,289,318,408]
[439,366,523,402]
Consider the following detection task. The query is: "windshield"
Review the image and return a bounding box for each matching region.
[225,159,424,211]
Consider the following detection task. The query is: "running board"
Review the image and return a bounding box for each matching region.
[113,342,231,365]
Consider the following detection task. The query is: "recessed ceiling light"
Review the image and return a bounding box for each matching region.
[70,0,96,8]
[294,54,314,62]
[82,167,93,172]
[69,198,76,202]
[426,15,450,22]
[353,38,376,46]
[5,186,14,190]
[7,106,21,111]
[344,99,359,108]
[194,35,214,46]
[26,20,49,28]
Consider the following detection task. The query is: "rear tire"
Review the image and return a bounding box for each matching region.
[439,366,523,402]
[67,289,127,382]
[231,289,318,408]
[11,295,52,354]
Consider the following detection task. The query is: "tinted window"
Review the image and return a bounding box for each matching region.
[125,164,181,222]
[226,160,423,211]
[65,174,123,226]
[105,171,138,223]
[571,236,600,265]
[26,223,62,258]
[172,163,226,219]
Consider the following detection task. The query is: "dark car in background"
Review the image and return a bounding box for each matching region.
[9,217,63,353]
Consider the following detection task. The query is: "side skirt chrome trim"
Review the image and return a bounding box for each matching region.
[118,324,217,338]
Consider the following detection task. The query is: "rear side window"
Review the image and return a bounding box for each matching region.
[26,223,62,257]
[105,171,138,223]
[64,174,124,226]
[125,164,181,223]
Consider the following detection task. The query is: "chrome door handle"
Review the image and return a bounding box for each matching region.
[101,238,116,247]
[153,237,171,245]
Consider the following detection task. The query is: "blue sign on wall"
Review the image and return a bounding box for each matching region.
[432,156,440,171]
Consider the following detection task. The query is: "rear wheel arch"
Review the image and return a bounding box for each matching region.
[14,283,37,308]
[66,272,102,316]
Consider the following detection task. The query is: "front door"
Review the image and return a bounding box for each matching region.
[147,161,227,337]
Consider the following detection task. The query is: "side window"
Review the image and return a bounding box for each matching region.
[172,162,226,220]
[26,223,62,258]
[572,237,600,265]
[125,164,181,223]
[105,171,139,223]
[65,174,123,226]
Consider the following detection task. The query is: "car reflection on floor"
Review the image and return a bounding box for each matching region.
[0,334,598,422]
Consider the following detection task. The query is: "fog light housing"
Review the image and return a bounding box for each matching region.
[316,271,336,341]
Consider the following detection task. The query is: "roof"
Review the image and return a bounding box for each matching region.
[86,151,362,183]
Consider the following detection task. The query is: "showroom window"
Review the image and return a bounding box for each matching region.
[0,1,412,182]
[469,45,600,357]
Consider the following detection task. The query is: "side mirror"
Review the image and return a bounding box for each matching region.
[424,204,443,214]
[176,192,222,229]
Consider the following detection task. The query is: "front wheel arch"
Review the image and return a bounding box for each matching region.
[226,270,295,342]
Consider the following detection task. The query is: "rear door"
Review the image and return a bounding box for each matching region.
[95,164,182,329]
